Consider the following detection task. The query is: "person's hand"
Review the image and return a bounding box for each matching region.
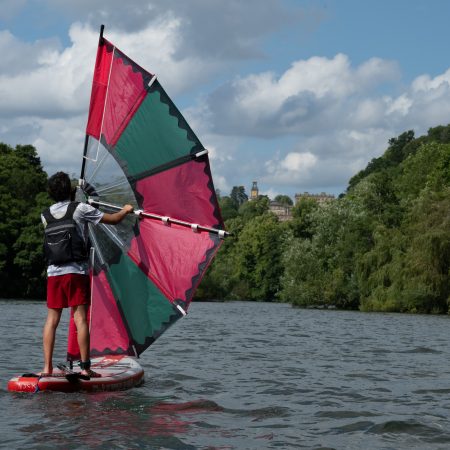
[122,204,134,214]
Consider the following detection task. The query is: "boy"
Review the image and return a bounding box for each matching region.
[42,172,133,378]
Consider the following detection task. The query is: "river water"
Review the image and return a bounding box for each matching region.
[2,300,450,449]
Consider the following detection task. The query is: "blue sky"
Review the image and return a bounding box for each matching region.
[1,0,450,199]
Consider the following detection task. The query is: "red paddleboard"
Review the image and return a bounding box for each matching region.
[7,355,144,393]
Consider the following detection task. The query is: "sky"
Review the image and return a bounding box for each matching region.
[1,0,450,199]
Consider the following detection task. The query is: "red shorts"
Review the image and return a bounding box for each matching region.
[47,274,90,309]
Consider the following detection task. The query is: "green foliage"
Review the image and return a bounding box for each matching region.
[230,186,248,209]
[195,216,245,299]
[197,186,285,301]
[359,189,450,313]
[0,143,49,298]
[281,198,368,308]
[231,214,287,300]
[197,212,288,301]
[398,142,450,200]
[274,194,293,206]
[13,192,52,298]
[384,130,415,164]
[278,126,450,313]
[218,196,238,221]
[238,195,269,221]
[199,126,449,312]
[290,197,319,239]
[347,130,415,191]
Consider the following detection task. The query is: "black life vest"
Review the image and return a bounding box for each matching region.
[42,202,88,265]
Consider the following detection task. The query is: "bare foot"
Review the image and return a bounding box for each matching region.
[41,367,53,376]
[39,371,53,377]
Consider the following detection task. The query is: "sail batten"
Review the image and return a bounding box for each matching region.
[67,27,225,362]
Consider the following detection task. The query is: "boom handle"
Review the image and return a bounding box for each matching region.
[88,198,230,238]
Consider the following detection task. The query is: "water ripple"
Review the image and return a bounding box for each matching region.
[3,301,450,449]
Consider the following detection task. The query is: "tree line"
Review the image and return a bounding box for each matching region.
[197,125,450,313]
[0,125,449,312]
[0,143,51,298]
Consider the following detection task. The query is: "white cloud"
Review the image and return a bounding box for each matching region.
[211,174,230,196]
[0,30,61,76]
[264,151,318,184]
[0,24,97,118]
[281,152,317,172]
[43,0,309,61]
[412,68,450,92]
[200,54,402,137]
[0,19,225,120]
[185,52,450,194]
[1,114,86,176]
[386,95,412,116]
[3,5,450,198]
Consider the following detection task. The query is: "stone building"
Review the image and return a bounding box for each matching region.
[295,192,335,205]
[268,201,293,222]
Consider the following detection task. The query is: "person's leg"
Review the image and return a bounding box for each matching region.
[68,274,99,378]
[43,308,62,374]
[44,274,69,374]
[72,304,89,365]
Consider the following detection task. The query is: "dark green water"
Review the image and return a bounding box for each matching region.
[2,300,450,449]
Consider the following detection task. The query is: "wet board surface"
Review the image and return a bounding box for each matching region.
[7,355,144,393]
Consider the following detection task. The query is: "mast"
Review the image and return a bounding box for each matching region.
[80,24,105,184]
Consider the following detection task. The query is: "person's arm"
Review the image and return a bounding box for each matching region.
[100,204,134,225]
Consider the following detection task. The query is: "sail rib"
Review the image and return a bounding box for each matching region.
[85,146,110,184]
[127,151,206,184]
[88,223,106,266]
[94,179,132,195]
[99,223,128,249]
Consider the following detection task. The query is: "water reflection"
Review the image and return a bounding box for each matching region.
[17,391,232,448]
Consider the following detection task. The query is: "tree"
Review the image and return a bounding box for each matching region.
[357,141,450,313]
[238,195,269,222]
[230,186,248,209]
[195,216,245,300]
[232,214,287,300]
[218,196,238,221]
[0,143,48,298]
[274,194,293,206]
[201,125,450,311]
[14,192,52,298]
[290,197,318,239]
[347,130,415,192]
[384,130,415,164]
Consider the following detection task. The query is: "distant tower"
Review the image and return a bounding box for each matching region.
[250,181,259,200]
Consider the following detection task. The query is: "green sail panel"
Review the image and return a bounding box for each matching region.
[114,82,202,177]
[106,253,181,353]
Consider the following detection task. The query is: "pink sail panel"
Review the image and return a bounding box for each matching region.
[89,270,131,356]
[101,51,151,147]
[67,306,91,361]
[86,39,113,140]
[86,38,151,146]
[135,159,222,228]
[127,219,219,304]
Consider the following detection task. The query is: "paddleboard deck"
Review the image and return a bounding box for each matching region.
[7,355,144,393]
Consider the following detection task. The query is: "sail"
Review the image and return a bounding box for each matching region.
[67,29,225,361]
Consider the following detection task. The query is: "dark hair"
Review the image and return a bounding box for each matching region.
[48,172,72,202]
